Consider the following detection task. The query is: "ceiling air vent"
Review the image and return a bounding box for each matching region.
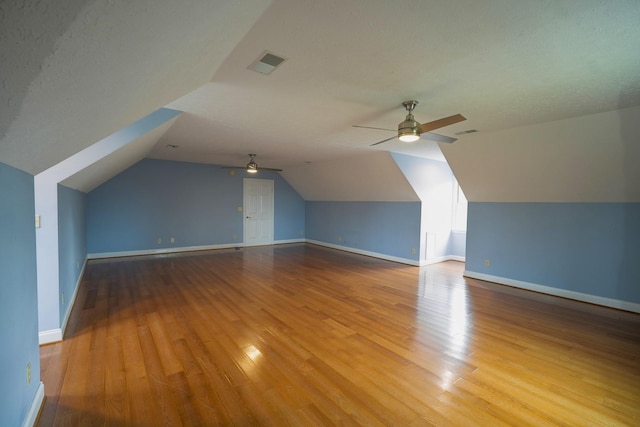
[248,51,287,75]
[454,129,478,135]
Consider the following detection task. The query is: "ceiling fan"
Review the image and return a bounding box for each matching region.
[222,154,283,173]
[354,101,466,146]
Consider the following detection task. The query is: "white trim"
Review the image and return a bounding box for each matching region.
[60,258,86,337]
[306,240,421,266]
[22,382,45,427]
[464,270,640,314]
[87,243,244,260]
[88,240,309,260]
[420,255,466,266]
[243,178,274,247]
[274,238,306,245]
[39,328,62,345]
[306,239,464,267]
[88,239,460,268]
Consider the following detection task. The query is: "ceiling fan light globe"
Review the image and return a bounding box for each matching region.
[399,133,420,142]
[398,126,420,142]
[398,115,420,142]
[246,160,259,173]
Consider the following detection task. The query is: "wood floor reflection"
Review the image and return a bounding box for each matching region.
[39,244,640,426]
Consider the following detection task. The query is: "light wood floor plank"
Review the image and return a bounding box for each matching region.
[39,244,640,426]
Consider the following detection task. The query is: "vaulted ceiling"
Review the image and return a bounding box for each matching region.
[2,0,639,201]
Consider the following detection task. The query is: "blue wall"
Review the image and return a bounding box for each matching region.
[466,202,640,304]
[0,163,40,427]
[274,175,306,241]
[306,201,421,261]
[58,184,86,324]
[86,159,304,254]
[448,231,466,258]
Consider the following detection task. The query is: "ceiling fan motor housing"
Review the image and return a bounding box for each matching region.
[246,154,258,172]
[398,113,420,141]
[397,100,421,141]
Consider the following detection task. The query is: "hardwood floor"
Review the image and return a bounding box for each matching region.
[39,244,640,426]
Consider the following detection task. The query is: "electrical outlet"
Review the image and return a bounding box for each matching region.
[484,259,491,267]
[157,237,162,245]
[233,233,237,240]
[170,237,175,243]
[411,248,416,255]
[26,362,31,386]
[338,235,343,241]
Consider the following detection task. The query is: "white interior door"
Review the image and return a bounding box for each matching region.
[243,178,274,246]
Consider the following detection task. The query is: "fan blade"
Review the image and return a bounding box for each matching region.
[417,114,466,134]
[353,125,396,132]
[221,166,283,172]
[420,132,457,144]
[370,135,398,146]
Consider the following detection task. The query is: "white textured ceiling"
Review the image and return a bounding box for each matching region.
[60,117,179,193]
[0,0,271,174]
[2,0,640,201]
[442,105,640,202]
[150,0,640,169]
[281,152,420,202]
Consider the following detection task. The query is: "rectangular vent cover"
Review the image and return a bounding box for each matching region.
[454,129,478,135]
[248,51,287,75]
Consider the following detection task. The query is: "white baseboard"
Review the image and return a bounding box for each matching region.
[22,381,45,427]
[464,270,640,313]
[88,239,461,269]
[87,240,308,260]
[274,238,306,245]
[420,255,466,266]
[87,243,244,259]
[306,240,421,266]
[306,239,465,267]
[40,258,87,345]
[39,328,62,345]
[60,258,86,337]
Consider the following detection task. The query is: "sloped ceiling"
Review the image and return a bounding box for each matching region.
[441,105,640,202]
[0,0,271,175]
[60,116,179,193]
[2,0,639,202]
[281,151,419,202]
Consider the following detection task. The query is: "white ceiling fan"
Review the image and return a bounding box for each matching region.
[354,101,466,146]
[222,154,283,173]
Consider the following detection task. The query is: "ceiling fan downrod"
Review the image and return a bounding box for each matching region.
[402,100,418,113]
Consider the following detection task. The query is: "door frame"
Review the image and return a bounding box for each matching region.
[243,178,275,247]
